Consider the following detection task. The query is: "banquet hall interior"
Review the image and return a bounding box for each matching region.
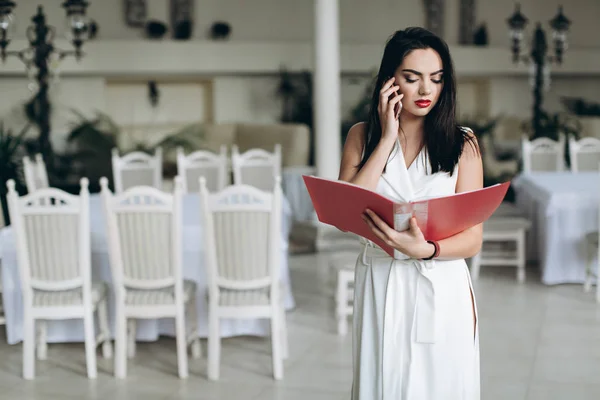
[0,0,599,399]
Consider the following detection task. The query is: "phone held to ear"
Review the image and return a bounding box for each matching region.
[394,94,401,119]
[384,75,401,119]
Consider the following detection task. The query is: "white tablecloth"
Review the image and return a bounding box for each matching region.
[0,193,294,345]
[512,172,599,285]
[282,166,316,222]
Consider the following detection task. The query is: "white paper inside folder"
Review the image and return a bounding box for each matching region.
[394,212,412,232]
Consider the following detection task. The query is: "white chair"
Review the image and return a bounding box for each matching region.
[328,252,357,336]
[584,231,600,303]
[585,176,600,302]
[470,203,531,283]
[176,146,228,193]
[6,178,112,380]
[569,137,600,172]
[0,278,4,325]
[111,148,163,193]
[231,144,282,192]
[100,176,201,379]
[0,201,5,326]
[521,134,565,172]
[200,176,287,380]
[23,154,49,193]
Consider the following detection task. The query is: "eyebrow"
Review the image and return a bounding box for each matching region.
[401,69,444,76]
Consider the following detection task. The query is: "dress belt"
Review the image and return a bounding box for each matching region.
[361,244,438,344]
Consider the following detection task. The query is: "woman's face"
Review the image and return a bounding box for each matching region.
[393,48,444,119]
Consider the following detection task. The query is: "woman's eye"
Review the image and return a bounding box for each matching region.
[432,77,443,84]
[405,77,417,83]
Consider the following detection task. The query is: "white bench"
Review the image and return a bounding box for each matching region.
[470,203,531,283]
[328,252,357,336]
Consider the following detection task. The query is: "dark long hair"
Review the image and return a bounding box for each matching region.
[359,27,476,175]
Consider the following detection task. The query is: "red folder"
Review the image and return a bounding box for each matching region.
[303,175,510,257]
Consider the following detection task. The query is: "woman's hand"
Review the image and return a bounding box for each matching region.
[362,209,434,259]
[377,77,404,142]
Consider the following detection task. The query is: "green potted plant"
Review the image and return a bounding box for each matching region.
[0,121,31,224]
[276,67,314,164]
[63,110,120,192]
[66,110,202,182]
[121,123,202,177]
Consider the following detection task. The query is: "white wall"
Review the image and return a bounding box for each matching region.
[10,0,600,48]
[2,0,600,144]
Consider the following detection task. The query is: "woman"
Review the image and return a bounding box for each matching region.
[339,27,482,399]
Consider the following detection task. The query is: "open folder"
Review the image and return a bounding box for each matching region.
[302,175,510,257]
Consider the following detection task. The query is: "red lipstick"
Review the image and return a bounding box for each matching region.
[415,100,431,108]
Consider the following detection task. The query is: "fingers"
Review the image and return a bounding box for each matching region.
[409,216,419,230]
[389,92,404,104]
[379,83,401,117]
[380,85,400,100]
[380,76,395,93]
[388,93,404,119]
[362,213,390,244]
[408,217,424,239]
[379,77,397,108]
[364,209,395,237]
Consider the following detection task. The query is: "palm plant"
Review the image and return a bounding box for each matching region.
[122,123,203,177]
[124,122,201,154]
[276,68,314,164]
[66,110,202,181]
[62,110,119,190]
[0,121,31,224]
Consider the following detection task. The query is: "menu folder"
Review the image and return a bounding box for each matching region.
[302,175,510,257]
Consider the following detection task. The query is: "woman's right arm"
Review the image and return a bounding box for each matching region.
[338,77,402,191]
[338,123,397,191]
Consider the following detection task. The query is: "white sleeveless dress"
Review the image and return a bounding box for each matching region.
[351,138,480,399]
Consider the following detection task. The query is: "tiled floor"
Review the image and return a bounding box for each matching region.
[1,252,600,399]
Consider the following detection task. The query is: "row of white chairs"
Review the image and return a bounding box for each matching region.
[522,135,600,173]
[22,144,282,196]
[112,144,282,194]
[6,175,287,380]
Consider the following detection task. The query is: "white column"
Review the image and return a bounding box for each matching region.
[313,0,341,180]
[313,0,351,251]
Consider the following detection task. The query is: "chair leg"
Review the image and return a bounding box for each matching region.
[114,311,127,379]
[280,303,289,360]
[175,309,189,379]
[83,310,98,379]
[127,319,136,359]
[470,252,482,281]
[188,297,202,359]
[516,232,526,283]
[207,307,220,380]
[270,309,284,380]
[584,256,593,293]
[23,316,35,380]
[36,321,47,360]
[97,298,113,359]
[585,240,596,293]
[596,260,600,303]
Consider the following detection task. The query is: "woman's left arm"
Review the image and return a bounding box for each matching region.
[434,134,484,260]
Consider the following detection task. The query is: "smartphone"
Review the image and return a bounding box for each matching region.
[393,90,402,119]
[385,76,401,119]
